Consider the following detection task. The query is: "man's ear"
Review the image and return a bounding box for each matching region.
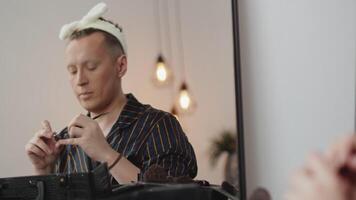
[114,55,127,78]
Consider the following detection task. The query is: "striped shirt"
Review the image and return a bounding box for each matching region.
[54,93,197,181]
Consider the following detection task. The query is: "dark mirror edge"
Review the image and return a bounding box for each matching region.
[231,0,247,199]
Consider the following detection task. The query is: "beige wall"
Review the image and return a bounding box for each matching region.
[0,0,236,185]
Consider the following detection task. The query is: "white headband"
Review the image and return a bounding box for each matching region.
[59,2,127,55]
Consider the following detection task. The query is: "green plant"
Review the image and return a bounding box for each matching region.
[209,130,237,167]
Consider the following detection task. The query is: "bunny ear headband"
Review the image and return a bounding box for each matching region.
[59,2,127,55]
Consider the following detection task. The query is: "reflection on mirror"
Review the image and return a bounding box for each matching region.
[0,0,242,198]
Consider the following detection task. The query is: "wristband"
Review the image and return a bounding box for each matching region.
[108,153,122,170]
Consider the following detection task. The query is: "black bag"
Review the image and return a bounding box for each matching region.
[0,163,111,200]
[0,163,238,200]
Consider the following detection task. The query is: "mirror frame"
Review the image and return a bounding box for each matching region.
[232,0,246,199]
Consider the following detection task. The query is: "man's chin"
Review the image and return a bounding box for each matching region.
[79,100,96,112]
[79,100,106,114]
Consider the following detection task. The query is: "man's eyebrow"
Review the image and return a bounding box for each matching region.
[67,64,75,69]
[85,59,99,64]
[66,59,98,69]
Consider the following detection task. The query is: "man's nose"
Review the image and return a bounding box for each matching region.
[76,69,89,86]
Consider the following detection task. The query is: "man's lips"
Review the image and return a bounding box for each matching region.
[78,92,93,98]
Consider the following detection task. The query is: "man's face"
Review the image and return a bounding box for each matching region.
[65,32,122,113]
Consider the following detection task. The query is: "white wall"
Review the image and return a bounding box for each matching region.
[0,0,236,185]
[239,0,356,199]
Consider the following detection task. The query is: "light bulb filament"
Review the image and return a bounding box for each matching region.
[179,90,191,110]
[156,62,168,82]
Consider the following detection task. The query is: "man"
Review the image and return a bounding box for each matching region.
[25,3,197,184]
[286,134,356,200]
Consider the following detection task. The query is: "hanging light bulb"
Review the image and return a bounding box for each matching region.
[176,82,196,114]
[170,106,179,121]
[152,54,172,86]
[172,1,196,115]
[156,55,167,81]
[179,89,190,110]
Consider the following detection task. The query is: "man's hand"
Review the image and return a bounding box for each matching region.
[286,153,352,200]
[286,134,356,200]
[25,120,62,175]
[56,114,115,163]
[325,135,356,175]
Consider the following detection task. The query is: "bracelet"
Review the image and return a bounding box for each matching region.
[108,153,123,170]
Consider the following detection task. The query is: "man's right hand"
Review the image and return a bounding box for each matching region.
[25,120,63,175]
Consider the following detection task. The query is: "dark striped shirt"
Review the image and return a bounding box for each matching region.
[54,93,197,181]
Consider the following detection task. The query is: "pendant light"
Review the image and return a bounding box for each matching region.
[176,82,196,114]
[170,106,179,121]
[174,0,196,114]
[154,54,171,83]
[152,0,173,86]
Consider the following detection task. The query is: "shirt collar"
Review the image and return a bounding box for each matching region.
[87,93,147,131]
[113,93,148,129]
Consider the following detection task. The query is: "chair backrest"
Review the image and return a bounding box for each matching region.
[249,187,271,200]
